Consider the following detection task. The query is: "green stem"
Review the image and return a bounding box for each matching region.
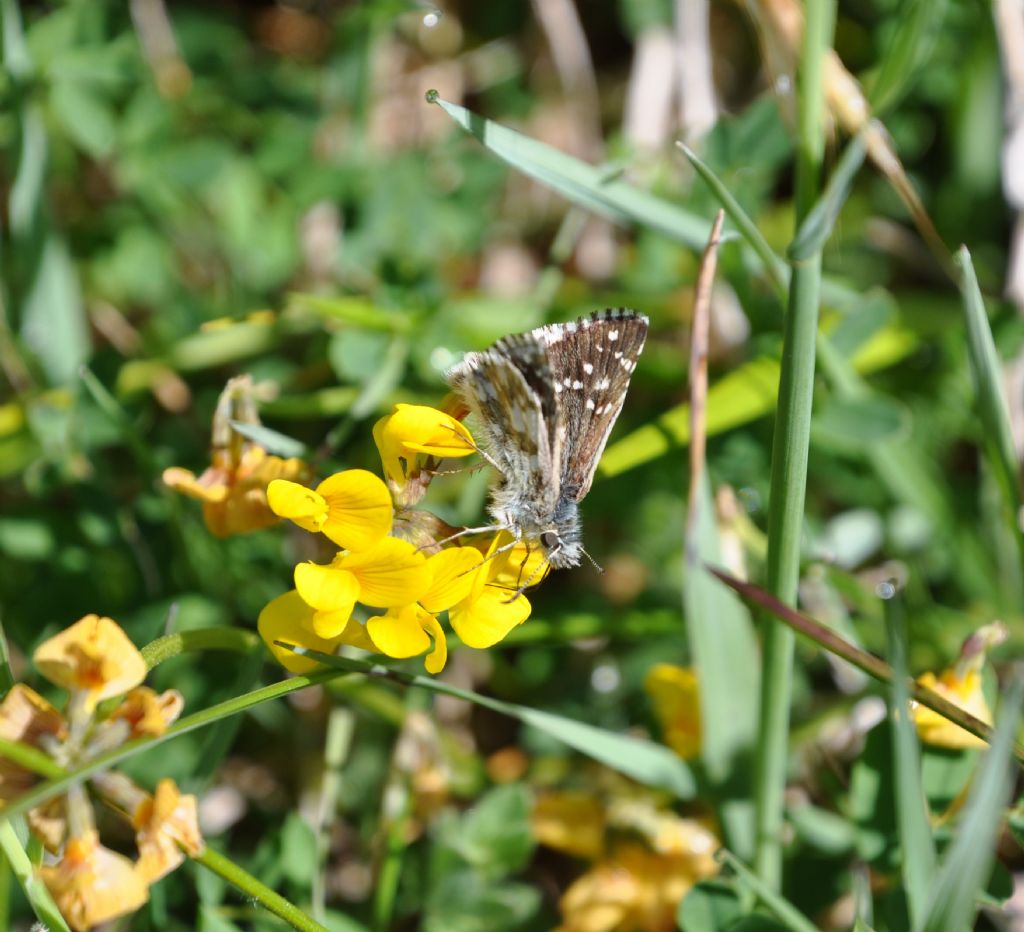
[0,820,71,932]
[0,668,353,822]
[193,847,328,932]
[141,627,261,669]
[718,849,819,932]
[312,706,354,921]
[754,0,836,892]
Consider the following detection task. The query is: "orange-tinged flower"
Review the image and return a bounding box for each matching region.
[34,616,146,712]
[133,779,204,884]
[269,469,393,551]
[373,403,476,490]
[533,792,607,861]
[0,684,66,802]
[293,537,431,638]
[644,664,701,760]
[557,841,716,932]
[40,830,149,932]
[163,445,312,537]
[258,589,376,674]
[109,687,184,738]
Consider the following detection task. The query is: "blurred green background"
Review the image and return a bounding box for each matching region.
[1,0,1022,928]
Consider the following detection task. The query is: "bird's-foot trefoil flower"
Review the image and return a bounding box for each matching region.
[0,614,204,931]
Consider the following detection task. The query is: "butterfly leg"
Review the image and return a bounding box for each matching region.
[456,527,523,578]
[417,523,510,551]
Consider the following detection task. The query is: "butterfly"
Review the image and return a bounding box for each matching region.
[446,308,648,573]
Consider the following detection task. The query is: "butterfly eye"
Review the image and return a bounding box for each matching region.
[540,530,560,550]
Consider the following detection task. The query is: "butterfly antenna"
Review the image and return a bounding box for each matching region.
[415,523,507,552]
[580,547,604,574]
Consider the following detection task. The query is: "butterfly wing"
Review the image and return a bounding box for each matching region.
[532,308,648,501]
[446,349,561,513]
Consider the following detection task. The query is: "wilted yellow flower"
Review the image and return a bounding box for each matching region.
[34,615,147,712]
[373,403,476,494]
[163,445,312,537]
[39,830,149,932]
[0,684,66,802]
[644,664,701,760]
[109,687,185,738]
[912,622,1005,750]
[162,374,313,537]
[133,779,204,884]
[269,469,393,551]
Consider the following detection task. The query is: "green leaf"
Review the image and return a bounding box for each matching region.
[454,784,534,876]
[424,870,540,932]
[49,79,116,157]
[228,421,308,458]
[19,235,90,385]
[288,648,697,798]
[280,813,319,887]
[429,94,711,249]
[788,803,859,855]
[811,396,909,454]
[685,474,759,790]
[868,0,950,113]
[677,879,743,931]
[788,134,867,261]
[914,675,1024,932]
[717,850,819,932]
[883,595,936,925]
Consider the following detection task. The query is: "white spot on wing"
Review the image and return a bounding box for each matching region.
[585,398,595,410]
[596,377,610,390]
[571,380,583,390]
[583,362,594,374]
[608,330,619,341]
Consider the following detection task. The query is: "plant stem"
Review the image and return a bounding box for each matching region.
[193,847,328,932]
[754,0,836,892]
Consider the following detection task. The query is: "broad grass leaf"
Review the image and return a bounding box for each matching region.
[677,879,743,931]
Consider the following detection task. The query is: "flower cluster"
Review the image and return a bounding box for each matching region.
[0,615,203,931]
[163,374,312,537]
[259,404,549,675]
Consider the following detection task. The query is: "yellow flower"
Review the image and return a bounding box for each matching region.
[493,540,552,591]
[644,665,701,760]
[269,469,393,551]
[557,841,716,932]
[373,403,476,490]
[0,684,66,803]
[40,830,149,932]
[913,669,992,750]
[258,589,376,674]
[294,536,432,637]
[163,445,313,538]
[912,622,1005,751]
[133,779,204,884]
[533,792,607,860]
[449,534,532,649]
[363,547,481,674]
[109,687,185,738]
[34,615,147,712]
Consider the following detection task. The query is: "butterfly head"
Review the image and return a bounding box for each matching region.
[533,497,584,568]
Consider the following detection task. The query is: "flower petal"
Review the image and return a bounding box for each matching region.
[450,587,530,649]
[34,615,146,711]
[420,611,448,674]
[294,563,360,613]
[337,537,431,607]
[258,590,343,674]
[316,469,393,550]
[366,604,433,659]
[420,547,481,612]
[267,479,327,534]
[377,404,476,459]
[644,664,702,760]
[913,670,991,750]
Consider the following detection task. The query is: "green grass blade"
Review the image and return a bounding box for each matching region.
[868,0,949,114]
[686,474,759,786]
[141,627,262,668]
[0,667,354,822]
[0,614,15,697]
[955,246,1024,566]
[788,134,867,261]
[914,673,1024,932]
[428,93,711,249]
[288,648,697,798]
[717,850,819,932]
[228,421,308,458]
[0,820,72,932]
[883,591,937,924]
[677,141,788,293]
